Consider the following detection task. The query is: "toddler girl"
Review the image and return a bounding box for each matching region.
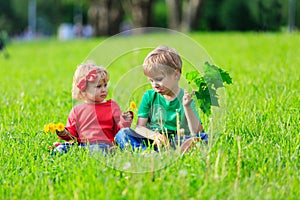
[54,61,133,154]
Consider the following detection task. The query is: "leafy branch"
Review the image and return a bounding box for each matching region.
[186,62,232,115]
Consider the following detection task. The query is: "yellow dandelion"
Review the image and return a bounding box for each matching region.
[44,124,50,134]
[48,123,56,133]
[129,101,137,110]
[56,122,65,132]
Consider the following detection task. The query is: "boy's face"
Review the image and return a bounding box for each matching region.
[83,77,108,103]
[146,70,180,97]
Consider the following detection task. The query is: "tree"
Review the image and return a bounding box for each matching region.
[0,0,27,35]
[125,0,155,27]
[220,0,257,31]
[88,0,124,36]
[165,0,204,31]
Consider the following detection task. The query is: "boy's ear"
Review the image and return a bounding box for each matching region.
[174,69,181,78]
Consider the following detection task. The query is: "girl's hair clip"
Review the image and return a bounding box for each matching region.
[77,69,98,91]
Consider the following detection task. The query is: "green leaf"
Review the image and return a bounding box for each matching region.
[186,71,199,82]
[185,62,232,116]
[219,69,232,84]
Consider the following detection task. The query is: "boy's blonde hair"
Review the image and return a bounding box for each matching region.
[72,61,109,100]
[143,45,182,76]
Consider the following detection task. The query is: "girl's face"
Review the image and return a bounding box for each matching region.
[146,70,180,97]
[83,77,108,103]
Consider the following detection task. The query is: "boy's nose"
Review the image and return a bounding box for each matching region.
[152,82,160,88]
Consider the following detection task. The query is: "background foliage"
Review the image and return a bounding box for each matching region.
[0,0,299,36]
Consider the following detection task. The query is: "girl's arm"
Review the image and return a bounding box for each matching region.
[183,90,203,134]
[56,108,78,141]
[111,101,132,129]
[119,111,133,128]
[56,128,75,141]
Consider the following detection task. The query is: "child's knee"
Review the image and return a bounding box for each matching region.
[52,143,72,155]
[199,133,208,143]
[114,128,131,148]
[115,128,129,141]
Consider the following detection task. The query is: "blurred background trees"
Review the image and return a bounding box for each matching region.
[0,0,298,37]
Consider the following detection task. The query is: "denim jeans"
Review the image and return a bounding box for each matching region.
[114,127,208,151]
[52,142,112,155]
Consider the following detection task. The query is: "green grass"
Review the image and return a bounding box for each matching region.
[0,32,299,199]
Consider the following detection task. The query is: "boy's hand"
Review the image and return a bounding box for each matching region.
[153,134,168,147]
[182,90,193,107]
[122,111,133,122]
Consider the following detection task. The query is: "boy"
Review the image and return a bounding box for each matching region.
[115,45,207,152]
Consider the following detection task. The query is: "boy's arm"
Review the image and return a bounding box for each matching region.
[137,117,148,127]
[134,125,161,141]
[136,118,167,144]
[183,90,203,134]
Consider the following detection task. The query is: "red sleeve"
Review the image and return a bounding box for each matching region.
[58,108,78,141]
[111,101,132,134]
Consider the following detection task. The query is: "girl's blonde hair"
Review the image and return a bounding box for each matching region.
[72,61,109,100]
[143,45,182,76]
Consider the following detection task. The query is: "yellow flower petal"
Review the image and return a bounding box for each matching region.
[44,124,50,134]
[130,101,137,110]
[56,122,65,132]
[49,123,56,133]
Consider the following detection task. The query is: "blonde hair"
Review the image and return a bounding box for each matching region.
[72,61,109,100]
[143,45,182,76]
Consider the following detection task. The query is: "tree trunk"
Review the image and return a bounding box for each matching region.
[166,0,204,31]
[88,0,124,36]
[166,0,181,30]
[126,0,154,27]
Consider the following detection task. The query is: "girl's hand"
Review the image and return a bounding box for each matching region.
[182,90,193,107]
[122,111,133,122]
[56,129,68,137]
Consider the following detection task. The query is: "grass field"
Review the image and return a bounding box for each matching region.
[0,32,299,199]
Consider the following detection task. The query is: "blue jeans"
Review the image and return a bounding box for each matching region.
[114,127,208,151]
[52,142,112,155]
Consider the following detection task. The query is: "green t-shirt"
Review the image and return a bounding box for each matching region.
[138,89,201,135]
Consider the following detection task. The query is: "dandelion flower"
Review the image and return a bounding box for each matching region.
[129,101,137,110]
[56,122,65,132]
[48,123,56,133]
[44,124,50,134]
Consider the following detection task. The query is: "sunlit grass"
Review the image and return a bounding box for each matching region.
[0,33,299,199]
